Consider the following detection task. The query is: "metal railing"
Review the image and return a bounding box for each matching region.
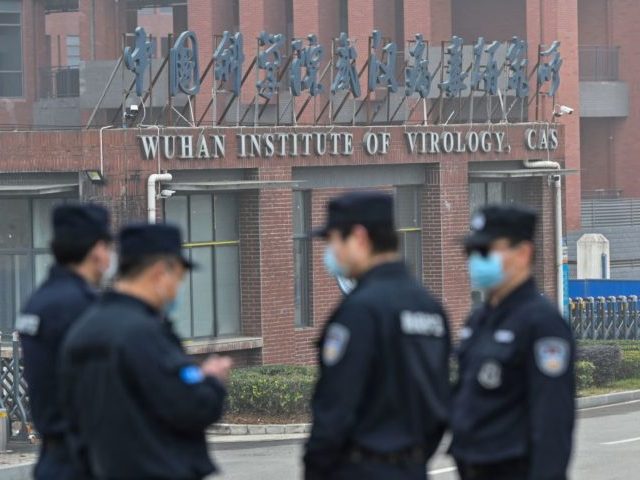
[579,45,620,81]
[0,333,30,440]
[570,296,640,340]
[39,66,80,99]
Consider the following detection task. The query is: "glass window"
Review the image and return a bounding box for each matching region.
[0,1,22,97]
[0,196,72,336]
[164,193,241,338]
[293,191,312,327]
[396,186,423,282]
[0,199,29,248]
[66,35,80,67]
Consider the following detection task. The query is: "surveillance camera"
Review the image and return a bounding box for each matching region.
[158,189,176,199]
[124,104,139,119]
[554,105,574,117]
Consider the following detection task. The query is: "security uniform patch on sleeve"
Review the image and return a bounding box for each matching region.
[322,323,350,367]
[179,365,205,385]
[534,337,570,377]
[15,314,41,336]
[400,311,445,337]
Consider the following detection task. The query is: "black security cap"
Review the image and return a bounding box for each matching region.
[313,191,394,238]
[53,203,112,245]
[118,223,194,269]
[464,204,537,253]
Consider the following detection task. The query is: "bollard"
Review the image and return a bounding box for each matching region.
[0,409,7,452]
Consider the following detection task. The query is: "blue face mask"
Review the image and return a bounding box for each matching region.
[164,283,186,317]
[323,247,347,278]
[468,252,505,290]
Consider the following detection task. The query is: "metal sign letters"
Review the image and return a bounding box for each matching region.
[123,27,153,97]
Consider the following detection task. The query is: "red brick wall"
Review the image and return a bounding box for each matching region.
[45,11,80,67]
[453,0,526,41]
[526,0,581,231]
[607,0,640,198]
[578,0,609,45]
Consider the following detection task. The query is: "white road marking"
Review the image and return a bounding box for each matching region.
[601,436,640,446]
[429,466,457,475]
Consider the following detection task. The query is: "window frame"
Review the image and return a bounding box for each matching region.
[395,185,423,282]
[164,193,242,339]
[0,196,74,335]
[0,1,24,98]
[293,190,313,328]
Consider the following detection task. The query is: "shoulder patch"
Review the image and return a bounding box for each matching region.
[534,337,570,377]
[15,314,41,336]
[179,365,205,385]
[400,311,445,337]
[322,323,350,367]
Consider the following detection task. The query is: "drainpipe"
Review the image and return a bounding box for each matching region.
[522,159,564,313]
[99,125,113,176]
[147,173,172,223]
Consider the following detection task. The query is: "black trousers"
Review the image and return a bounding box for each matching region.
[455,458,529,480]
[34,440,84,480]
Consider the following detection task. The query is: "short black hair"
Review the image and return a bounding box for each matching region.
[117,254,182,280]
[337,223,399,254]
[51,235,110,266]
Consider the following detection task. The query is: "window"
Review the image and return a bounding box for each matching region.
[164,193,241,339]
[396,186,423,281]
[66,35,80,67]
[0,0,23,97]
[0,197,72,336]
[293,191,312,327]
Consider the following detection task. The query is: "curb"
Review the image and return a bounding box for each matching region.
[576,388,640,409]
[209,423,311,436]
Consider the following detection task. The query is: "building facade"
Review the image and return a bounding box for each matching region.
[0,0,579,365]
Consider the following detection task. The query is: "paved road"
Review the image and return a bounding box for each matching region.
[210,400,640,480]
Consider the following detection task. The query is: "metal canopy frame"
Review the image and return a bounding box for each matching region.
[0,184,78,196]
[166,180,304,192]
[468,168,577,179]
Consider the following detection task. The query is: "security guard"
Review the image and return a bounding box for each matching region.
[304,192,451,480]
[59,224,232,480]
[18,203,113,480]
[450,205,575,480]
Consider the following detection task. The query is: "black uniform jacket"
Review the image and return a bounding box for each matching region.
[59,291,226,480]
[450,278,575,480]
[19,265,97,437]
[304,262,451,475]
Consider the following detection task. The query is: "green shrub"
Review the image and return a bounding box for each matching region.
[576,344,622,386]
[575,361,596,390]
[226,365,317,416]
[617,350,640,379]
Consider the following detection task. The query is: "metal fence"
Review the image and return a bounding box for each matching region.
[581,198,640,228]
[579,45,620,81]
[570,296,640,340]
[0,334,31,440]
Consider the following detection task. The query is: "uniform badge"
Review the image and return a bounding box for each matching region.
[535,337,570,377]
[477,360,502,389]
[494,329,515,344]
[322,323,350,367]
[15,314,41,336]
